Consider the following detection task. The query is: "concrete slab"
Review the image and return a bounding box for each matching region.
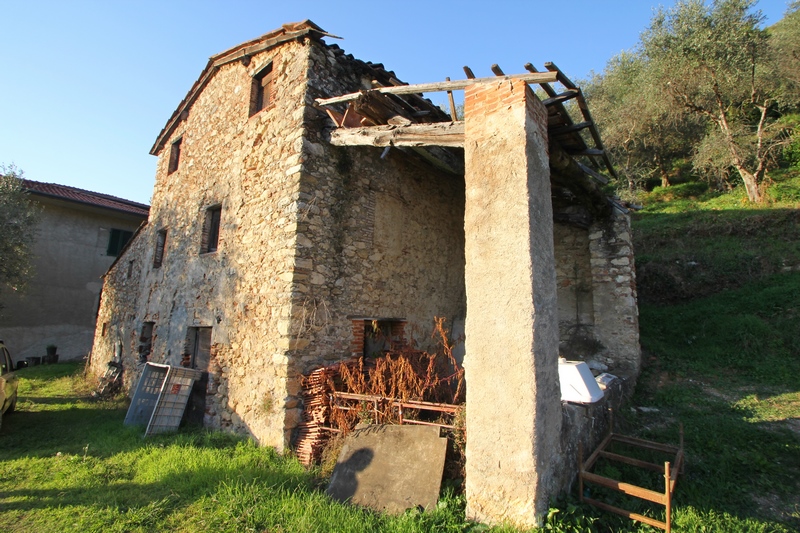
[326,424,447,514]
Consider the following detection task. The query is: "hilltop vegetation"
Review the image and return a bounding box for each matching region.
[584,0,800,203]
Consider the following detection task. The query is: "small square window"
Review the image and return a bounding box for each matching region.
[168,137,182,174]
[107,228,133,257]
[200,205,222,254]
[153,229,167,268]
[249,63,274,116]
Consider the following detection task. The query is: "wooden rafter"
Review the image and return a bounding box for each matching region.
[315,71,558,106]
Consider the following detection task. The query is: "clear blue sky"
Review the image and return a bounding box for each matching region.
[0,0,792,205]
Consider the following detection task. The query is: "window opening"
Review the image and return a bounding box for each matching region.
[153,229,167,268]
[353,319,405,357]
[107,228,133,257]
[168,137,182,174]
[250,62,274,116]
[200,205,222,254]
[138,322,155,363]
[185,327,212,371]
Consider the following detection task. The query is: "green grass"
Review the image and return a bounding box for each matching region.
[633,173,800,304]
[2,178,799,532]
[0,364,484,533]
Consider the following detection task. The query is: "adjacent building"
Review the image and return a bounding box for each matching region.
[0,181,148,361]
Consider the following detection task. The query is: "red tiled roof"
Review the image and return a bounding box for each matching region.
[23,180,150,218]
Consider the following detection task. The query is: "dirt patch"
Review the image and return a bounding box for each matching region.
[753,491,800,530]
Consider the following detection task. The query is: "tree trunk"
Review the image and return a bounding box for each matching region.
[655,155,671,187]
[735,166,763,203]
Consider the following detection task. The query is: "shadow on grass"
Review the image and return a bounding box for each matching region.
[633,208,800,305]
[0,462,312,513]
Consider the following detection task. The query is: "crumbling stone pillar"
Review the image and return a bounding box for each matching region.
[588,210,641,377]
[462,80,562,528]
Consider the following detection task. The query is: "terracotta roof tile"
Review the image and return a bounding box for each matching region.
[23,180,150,217]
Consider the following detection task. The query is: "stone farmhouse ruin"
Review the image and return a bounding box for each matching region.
[90,20,640,527]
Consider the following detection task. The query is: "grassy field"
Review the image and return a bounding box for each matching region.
[1,177,798,532]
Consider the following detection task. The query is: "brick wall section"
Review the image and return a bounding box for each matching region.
[350,320,365,357]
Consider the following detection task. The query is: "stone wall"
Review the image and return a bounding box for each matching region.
[589,210,641,378]
[281,42,467,435]
[92,39,315,449]
[554,222,596,359]
[90,36,467,449]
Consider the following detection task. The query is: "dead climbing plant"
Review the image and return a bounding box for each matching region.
[329,316,464,432]
[295,317,466,467]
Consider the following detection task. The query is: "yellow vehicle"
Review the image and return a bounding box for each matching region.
[0,341,19,431]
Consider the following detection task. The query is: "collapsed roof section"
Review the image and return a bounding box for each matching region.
[151,19,622,227]
[315,62,621,226]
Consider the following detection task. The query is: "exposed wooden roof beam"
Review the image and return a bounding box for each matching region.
[542,89,580,106]
[315,72,558,106]
[524,63,558,98]
[550,121,592,136]
[546,62,618,180]
[577,162,610,185]
[330,122,465,148]
[567,148,605,157]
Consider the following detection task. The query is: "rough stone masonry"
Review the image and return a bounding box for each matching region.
[88,21,641,529]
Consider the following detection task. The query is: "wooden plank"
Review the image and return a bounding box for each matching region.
[599,450,664,472]
[611,434,681,454]
[541,89,580,106]
[315,72,559,106]
[567,148,605,157]
[544,61,578,89]
[583,497,668,530]
[581,471,667,504]
[524,63,558,97]
[491,64,505,76]
[550,121,592,136]
[543,62,619,179]
[577,162,610,184]
[463,66,476,79]
[392,399,458,412]
[330,122,465,148]
[445,77,458,121]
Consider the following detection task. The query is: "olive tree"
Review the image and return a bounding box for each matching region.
[585,52,704,192]
[642,0,793,202]
[0,165,39,306]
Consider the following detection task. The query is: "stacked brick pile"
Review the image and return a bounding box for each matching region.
[294,365,341,465]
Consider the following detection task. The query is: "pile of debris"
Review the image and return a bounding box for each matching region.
[294,319,464,465]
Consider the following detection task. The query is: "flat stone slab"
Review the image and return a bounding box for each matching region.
[326,424,448,514]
